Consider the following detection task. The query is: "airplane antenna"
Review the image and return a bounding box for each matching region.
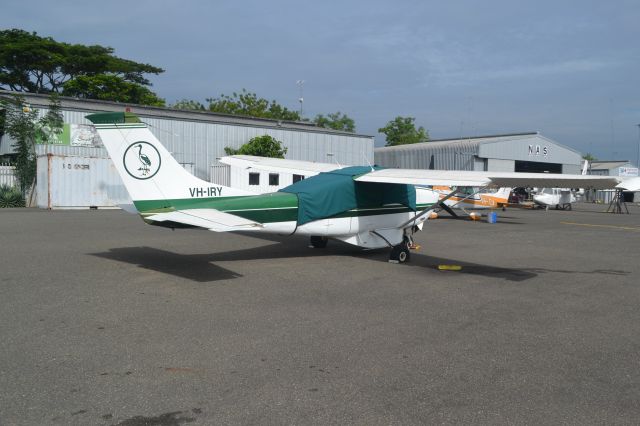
[364,153,374,171]
[327,152,341,168]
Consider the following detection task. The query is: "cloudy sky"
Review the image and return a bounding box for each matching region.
[3,0,639,161]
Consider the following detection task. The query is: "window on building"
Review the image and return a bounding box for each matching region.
[293,174,305,183]
[269,173,279,186]
[249,172,260,185]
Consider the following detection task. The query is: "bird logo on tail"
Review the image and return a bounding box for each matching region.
[123,141,161,180]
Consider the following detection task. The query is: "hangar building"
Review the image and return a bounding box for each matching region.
[374,132,583,174]
[587,160,639,203]
[588,160,639,177]
[0,91,374,208]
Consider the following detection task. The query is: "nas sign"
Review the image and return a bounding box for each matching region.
[528,145,548,156]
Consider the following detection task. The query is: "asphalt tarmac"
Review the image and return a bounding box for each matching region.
[1,203,639,425]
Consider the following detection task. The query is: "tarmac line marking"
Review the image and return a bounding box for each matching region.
[560,221,640,231]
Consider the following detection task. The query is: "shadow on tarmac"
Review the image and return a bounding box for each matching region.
[91,246,242,282]
[91,229,629,283]
[90,234,545,283]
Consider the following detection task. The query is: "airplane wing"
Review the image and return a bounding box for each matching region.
[617,177,640,191]
[220,156,640,191]
[145,208,263,232]
[220,155,343,177]
[355,169,626,190]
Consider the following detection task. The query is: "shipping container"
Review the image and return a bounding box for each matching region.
[36,154,130,209]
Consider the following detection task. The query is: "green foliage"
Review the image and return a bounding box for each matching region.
[0,29,164,106]
[0,184,25,208]
[0,93,63,195]
[582,153,597,161]
[314,111,355,132]
[62,75,165,106]
[207,89,301,121]
[225,135,288,158]
[378,116,429,146]
[171,99,206,111]
[38,93,64,142]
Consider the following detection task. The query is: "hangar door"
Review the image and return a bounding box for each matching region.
[515,161,562,173]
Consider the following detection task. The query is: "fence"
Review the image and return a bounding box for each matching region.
[0,164,17,187]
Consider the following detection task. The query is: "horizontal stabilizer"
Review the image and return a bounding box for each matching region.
[146,209,263,232]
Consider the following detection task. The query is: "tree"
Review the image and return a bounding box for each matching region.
[314,111,355,132]
[0,93,63,195]
[378,116,429,146]
[224,135,287,158]
[62,75,164,106]
[0,29,165,106]
[582,153,597,162]
[171,99,206,111]
[207,89,300,121]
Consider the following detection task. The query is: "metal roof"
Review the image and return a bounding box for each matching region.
[590,161,633,170]
[0,90,372,138]
[375,132,580,155]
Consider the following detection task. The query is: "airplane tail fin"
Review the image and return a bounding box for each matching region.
[494,187,512,202]
[581,160,589,175]
[86,112,253,211]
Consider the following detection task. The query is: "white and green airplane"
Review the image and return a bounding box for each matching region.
[87,112,640,263]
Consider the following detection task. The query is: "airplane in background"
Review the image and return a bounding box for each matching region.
[532,187,577,210]
[430,186,511,216]
[87,112,639,263]
[531,160,589,210]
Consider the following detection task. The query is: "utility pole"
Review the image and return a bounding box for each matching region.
[296,80,304,118]
[637,124,640,170]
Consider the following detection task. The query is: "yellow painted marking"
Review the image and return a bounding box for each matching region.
[561,221,640,231]
[438,265,462,271]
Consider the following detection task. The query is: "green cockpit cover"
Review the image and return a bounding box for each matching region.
[279,166,416,225]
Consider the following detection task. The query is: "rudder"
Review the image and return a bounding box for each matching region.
[86,112,253,208]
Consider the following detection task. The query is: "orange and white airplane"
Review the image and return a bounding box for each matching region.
[433,186,511,211]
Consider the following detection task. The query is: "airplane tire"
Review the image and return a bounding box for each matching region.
[309,236,328,248]
[389,243,411,263]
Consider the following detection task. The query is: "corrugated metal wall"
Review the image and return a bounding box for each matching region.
[375,135,582,173]
[210,162,231,186]
[487,158,515,172]
[562,164,581,174]
[375,141,480,170]
[20,103,373,208]
[34,108,373,182]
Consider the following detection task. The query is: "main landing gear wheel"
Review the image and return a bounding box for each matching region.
[389,241,411,264]
[309,236,328,248]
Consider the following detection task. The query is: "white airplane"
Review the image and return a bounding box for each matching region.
[532,188,577,210]
[87,112,640,263]
[532,160,588,210]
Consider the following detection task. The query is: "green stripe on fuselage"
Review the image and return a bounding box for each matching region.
[134,192,434,224]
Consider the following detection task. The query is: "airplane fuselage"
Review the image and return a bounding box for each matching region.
[137,187,439,249]
[532,188,576,209]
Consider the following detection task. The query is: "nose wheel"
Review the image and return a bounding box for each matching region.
[389,238,412,264]
[309,236,328,248]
